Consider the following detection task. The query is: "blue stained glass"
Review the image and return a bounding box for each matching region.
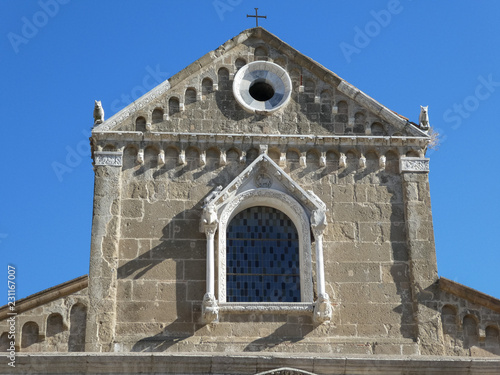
[226,206,300,302]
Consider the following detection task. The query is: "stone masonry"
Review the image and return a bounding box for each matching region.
[0,27,499,374]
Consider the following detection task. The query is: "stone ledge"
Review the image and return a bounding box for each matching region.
[3,352,500,375]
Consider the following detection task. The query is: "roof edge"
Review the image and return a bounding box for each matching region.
[0,275,88,321]
[439,277,500,314]
[93,27,426,137]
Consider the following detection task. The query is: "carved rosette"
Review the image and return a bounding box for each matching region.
[94,151,123,166]
[400,157,430,173]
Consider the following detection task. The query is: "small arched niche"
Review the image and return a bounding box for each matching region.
[202,77,214,98]
[254,46,268,61]
[135,116,146,132]
[21,321,39,350]
[68,303,87,352]
[185,88,197,105]
[46,313,64,337]
[168,98,180,116]
[152,108,164,124]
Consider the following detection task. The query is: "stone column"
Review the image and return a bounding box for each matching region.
[201,205,219,323]
[311,209,332,323]
[85,151,123,352]
[400,157,444,355]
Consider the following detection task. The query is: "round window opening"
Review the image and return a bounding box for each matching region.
[232,61,292,115]
[249,80,275,102]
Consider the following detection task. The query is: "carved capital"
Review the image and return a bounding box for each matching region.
[310,209,327,235]
[400,157,430,173]
[203,223,217,237]
[94,151,123,167]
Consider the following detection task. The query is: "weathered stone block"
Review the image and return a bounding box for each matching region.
[119,239,139,260]
[117,258,180,281]
[150,239,205,260]
[121,199,144,218]
[325,262,381,283]
[132,280,159,301]
[158,282,187,302]
[184,260,206,281]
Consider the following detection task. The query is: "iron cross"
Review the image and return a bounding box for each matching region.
[247,8,266,27]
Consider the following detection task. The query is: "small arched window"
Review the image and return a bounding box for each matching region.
[226,206,300,303]
[152,108,163,123]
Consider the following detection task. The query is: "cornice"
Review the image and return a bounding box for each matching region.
[91,131,429,148]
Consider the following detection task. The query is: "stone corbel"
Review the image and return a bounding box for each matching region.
[279,153,287,168]
[136,149,144,165]
[239,151,246,164]
[311,208,332,323]
[339,153,347,168]
[359,154,366,169]
[200,152,206,166]
[219,152,227,166]
[379,155,386,169]
[299,155,307,167]
[178,150,186,165]
[259,144,268,155]
[319,153,326,167]
[158,150,165,165]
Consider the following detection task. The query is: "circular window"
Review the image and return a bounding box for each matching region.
[232,61,292,115]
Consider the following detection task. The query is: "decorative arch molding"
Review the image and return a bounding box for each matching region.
[217,189,313,304]
[200,153,332,323]
[255,368,318,375]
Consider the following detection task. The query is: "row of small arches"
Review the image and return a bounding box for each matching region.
[104,144,420,172]
[135,56,382,131]
[0,303,87,352]
[441,304,500,349]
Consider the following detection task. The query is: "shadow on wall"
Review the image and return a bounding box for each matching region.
[118,212,202,352]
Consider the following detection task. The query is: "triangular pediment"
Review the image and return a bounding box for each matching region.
[203,153,325,217]
[93,27,428,139]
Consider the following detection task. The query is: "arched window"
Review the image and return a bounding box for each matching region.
[226,206,300,303]
[200,154,331,323]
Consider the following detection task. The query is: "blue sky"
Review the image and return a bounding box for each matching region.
[1,0,499,301]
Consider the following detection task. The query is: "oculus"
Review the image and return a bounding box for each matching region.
[233,61,292,114]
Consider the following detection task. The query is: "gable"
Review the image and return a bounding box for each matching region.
[93,28,428,140]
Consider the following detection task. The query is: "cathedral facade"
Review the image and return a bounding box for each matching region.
[1,28,499,374]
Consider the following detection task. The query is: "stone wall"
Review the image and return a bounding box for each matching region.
[0,276,88,353]
[439,279,500,357]
[87,141,424,355]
